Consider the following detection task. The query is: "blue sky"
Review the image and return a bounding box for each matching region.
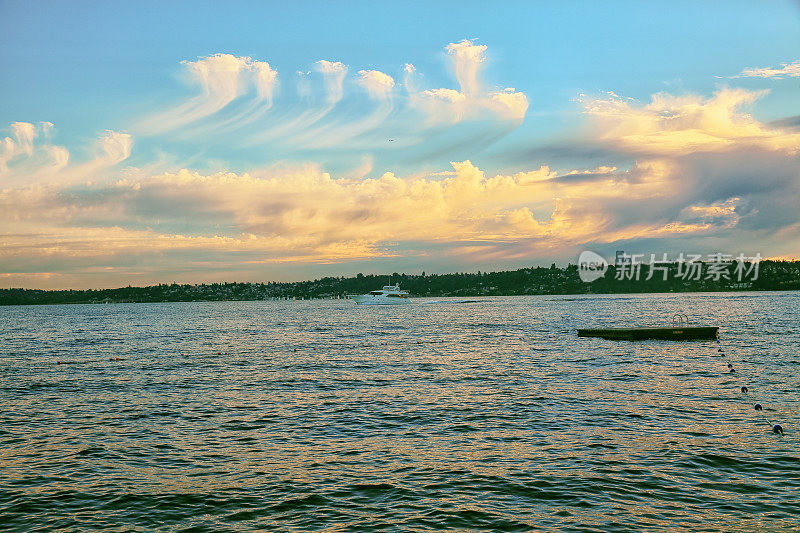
[1,1,799,288]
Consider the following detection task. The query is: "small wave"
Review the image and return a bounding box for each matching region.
[270,494,330,513]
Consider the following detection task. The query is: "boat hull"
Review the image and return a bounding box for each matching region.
[349,294,412,305]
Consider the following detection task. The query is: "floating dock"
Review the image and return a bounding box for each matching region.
[577,326,718,341]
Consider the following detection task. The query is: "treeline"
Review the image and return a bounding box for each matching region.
[1,260,798,306]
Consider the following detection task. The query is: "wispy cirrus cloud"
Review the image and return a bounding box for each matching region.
[0,122,131,187]
[446,39,487,96]
[11,122,37,156]
[357,69,395,102]
[2,121,67,180]
[410,40,529,124]
[137,53,278,134]
[731,59,800,79]
[128,41,528,167]
[315,60,348,105]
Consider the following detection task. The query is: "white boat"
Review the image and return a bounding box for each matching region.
[349,285,412,305]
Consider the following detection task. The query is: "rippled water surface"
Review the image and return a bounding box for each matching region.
[2,293,799,531]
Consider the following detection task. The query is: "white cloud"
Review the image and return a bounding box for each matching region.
[488,88,529,121]
[12,122,36,156]
[357,69,395,101]
[47,145,70,169]
[40,121,54,137]
[735,59,800,79]
[0,137,15,173]
[297,70,312,98]
[422,88,466,103]
[315,60,348,105]
[96,130,132,165]
[184,53,252,106]
[252,61,278,103]
[445,39,487,96]
[408,41,529,125]
[1,122,73,178]
[403,63,417,92]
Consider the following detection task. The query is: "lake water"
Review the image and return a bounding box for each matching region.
[1,293,799,531]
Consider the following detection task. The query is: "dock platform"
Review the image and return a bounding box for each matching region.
[577,326,718,341]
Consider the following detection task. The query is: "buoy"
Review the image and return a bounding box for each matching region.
[773,424,784,435]
[755,404,763,411]
[741,386,748,393]
[217,352,222,355]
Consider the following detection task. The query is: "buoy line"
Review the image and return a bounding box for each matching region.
[716,337,787,436]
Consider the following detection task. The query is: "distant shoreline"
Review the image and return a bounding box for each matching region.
[2,260,798,306]
[1,290,798,307]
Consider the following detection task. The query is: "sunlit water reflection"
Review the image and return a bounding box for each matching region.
[1,293,799,531]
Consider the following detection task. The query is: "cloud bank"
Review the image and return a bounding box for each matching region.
[2,47,799,288]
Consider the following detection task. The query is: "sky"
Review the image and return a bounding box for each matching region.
[1,0,799,289]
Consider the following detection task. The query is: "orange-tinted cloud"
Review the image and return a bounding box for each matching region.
[580,88,800,154]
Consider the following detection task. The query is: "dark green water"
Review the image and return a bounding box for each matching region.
[1,293,798,531]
